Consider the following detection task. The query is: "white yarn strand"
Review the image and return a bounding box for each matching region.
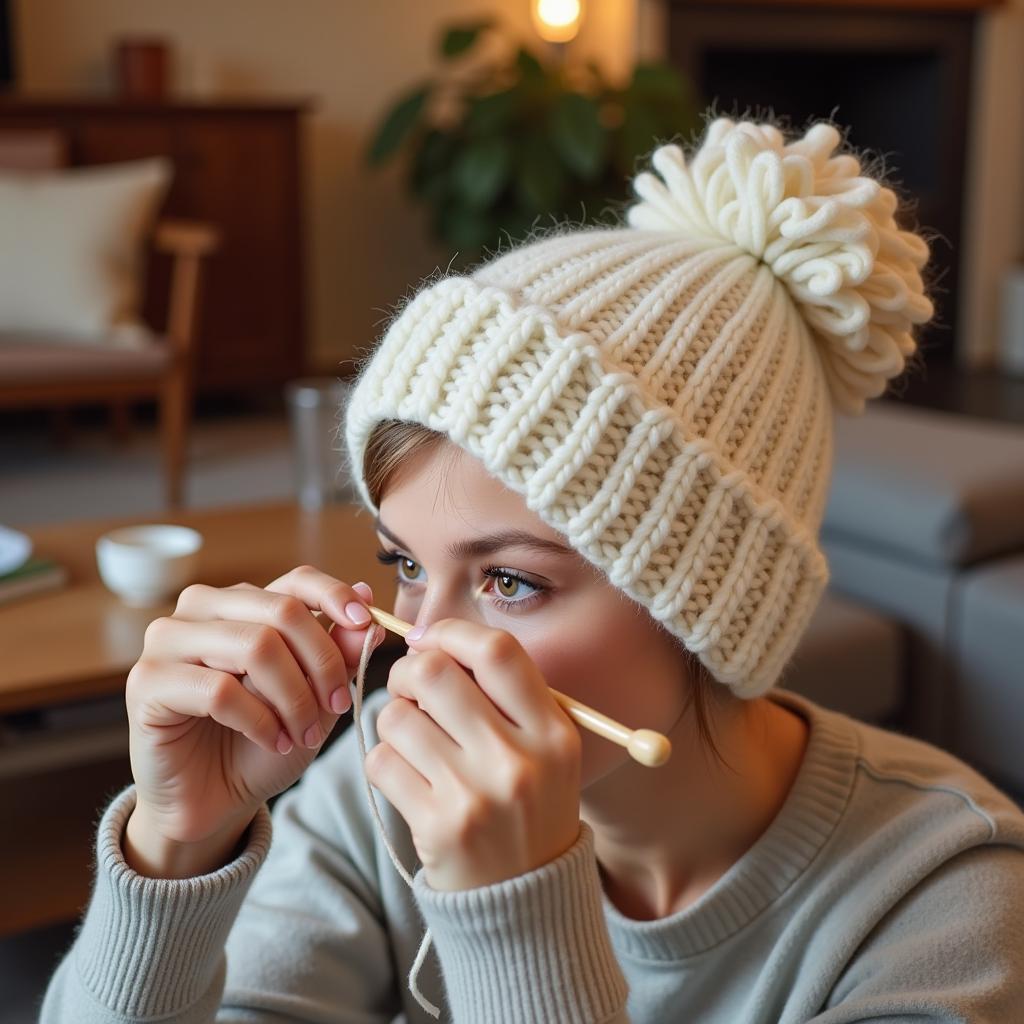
[349,623,441,1019]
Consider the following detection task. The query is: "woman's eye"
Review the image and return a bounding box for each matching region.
[488,569,535,601]
[397,557,421,583]
[374,548,546,611]
[375,548,424,582]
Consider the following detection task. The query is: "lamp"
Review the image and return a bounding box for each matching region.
[531,0,583,44]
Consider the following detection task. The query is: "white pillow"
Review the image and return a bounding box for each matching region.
[0,157,172,342]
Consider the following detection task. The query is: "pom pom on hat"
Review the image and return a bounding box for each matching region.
[625,118,935,415]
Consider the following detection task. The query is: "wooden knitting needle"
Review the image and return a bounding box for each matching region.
[314,605,672,767]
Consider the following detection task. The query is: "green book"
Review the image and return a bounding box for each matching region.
[0,557,69,605]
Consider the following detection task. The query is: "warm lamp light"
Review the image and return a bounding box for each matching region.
[531,0,583,44]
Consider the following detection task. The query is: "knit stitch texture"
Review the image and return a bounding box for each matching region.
[344,117,934,698]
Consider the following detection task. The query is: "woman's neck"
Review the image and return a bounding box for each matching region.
[582,695,810,921]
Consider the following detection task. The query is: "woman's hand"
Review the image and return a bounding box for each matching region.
[123,566,385,878]
[366,618,582,892]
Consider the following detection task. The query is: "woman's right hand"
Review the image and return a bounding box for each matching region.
[122,565,386,878]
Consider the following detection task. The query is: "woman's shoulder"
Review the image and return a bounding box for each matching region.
[817,725,1024,1019]
[850,713,1024,844]
[777,687,1024,857]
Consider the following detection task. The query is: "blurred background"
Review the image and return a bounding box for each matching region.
[1,1,1023,1019]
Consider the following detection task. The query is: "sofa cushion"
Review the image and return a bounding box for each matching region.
[0,158,171,341]
[0,330,171,384]
[823,401,1024,568]
[822,531,955,746]
[949,554,1024,794]
[781,587,905,723]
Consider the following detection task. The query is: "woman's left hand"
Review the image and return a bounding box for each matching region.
[365,618,583,892]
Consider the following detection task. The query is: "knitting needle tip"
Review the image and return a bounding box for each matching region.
[316,604,672,767]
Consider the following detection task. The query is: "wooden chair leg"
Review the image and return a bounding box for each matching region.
[161,369,192,509]
[154,217,218,508]
[109,401,133,443]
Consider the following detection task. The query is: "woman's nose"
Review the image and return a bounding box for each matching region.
[404,595,478,644]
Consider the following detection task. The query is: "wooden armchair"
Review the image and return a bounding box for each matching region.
[0,129,220,509]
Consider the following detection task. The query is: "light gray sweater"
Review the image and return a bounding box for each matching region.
[41,686,1024,1023]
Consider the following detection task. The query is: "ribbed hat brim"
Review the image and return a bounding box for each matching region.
[344,275,830,698]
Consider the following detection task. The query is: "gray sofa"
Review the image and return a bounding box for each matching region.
[784,401,1024,805]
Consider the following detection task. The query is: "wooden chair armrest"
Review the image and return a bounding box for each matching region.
[154,218,221,258]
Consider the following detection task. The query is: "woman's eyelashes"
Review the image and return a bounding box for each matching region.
[374,547,548,612]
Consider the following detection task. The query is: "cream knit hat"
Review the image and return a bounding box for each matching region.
[343,116,934,699]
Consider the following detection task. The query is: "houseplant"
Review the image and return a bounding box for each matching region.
[366,19,699,269]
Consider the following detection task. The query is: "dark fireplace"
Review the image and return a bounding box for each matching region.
[666,1,991,368]
[0,1,12,90]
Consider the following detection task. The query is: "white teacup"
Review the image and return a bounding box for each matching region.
[95,524,204,607]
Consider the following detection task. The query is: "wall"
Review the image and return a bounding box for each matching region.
[12,0,638,375]
[13,0,1019,372]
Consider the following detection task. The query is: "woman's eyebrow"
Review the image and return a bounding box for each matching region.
[374,517,577,561]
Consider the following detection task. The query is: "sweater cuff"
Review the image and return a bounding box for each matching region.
[73,784,273,1019]
[412,820,629,1024]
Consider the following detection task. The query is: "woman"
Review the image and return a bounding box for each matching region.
[42,115,1024,1023]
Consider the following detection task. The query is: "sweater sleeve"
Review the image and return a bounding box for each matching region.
[412,819,631,1024]
[39,684,632,1024]
[810,843,1024,1023]
[39,783,274,1024]
[39,703,406,1023]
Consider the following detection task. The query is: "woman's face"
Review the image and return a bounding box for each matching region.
[375,440,694,789]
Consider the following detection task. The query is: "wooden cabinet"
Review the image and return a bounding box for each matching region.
[0,96,311,395]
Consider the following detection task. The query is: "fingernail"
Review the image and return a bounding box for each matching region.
[346,601,371,626]
[406,623,426,642]
[304,722,322,748]
[276,729,293,755]
[353,581,373,602]
[330,686,350,714]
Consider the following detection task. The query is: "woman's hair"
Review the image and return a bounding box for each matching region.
[362,418,738,772]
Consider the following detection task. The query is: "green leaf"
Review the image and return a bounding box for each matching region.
[440,21,493,58]
[628,63,688,99]
[548,92,607,181]
[451,135,513,209]
[409,128,456,203]
[584,58,607,90]
[648,94,700,147]
[515,134,568,213]
[495,207,540,246]
[516,47,546,83]
[366,85,430,164]
[437,201,495,251]
[465,87,518,136]
[615,101,663,179]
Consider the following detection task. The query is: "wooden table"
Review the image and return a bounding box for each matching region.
[0,499,396,937]
[0,499,396,714]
